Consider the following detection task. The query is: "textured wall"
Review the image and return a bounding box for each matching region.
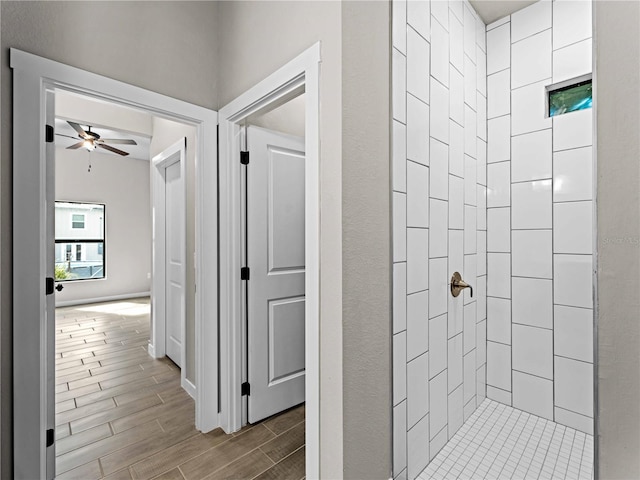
[391,1,488,478]
[484,0,594,435]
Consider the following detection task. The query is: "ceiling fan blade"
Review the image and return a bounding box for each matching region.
[67,141,85,150]
[67,121,89,138]
[56,133,81,140]
[97,143,129,156]
[97,139,137,145]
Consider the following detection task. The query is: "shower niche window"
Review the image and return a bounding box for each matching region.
[548,76,593,117]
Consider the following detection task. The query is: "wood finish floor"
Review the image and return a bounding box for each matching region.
[55,298,305,479]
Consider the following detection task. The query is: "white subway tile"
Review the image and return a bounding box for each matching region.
[554,254,593,308]
[554,407,594,435]
[463,253,477,305]
[487,116,510,163]
[464,155,477,206]
[407,412,430,480]
[407,352,429,427]
[512,129,552,182]
[407,290,429,361]
[393,331,407,405]
[464,5,477,62]
[553,0,592,50]
[450,66,464,126]
[448,334,464,392]
[431,79,450,144]
[554,305,594,363]
[477,139,487,186]
[511,30,552,89]
[429,258,449,319]
[487,253,511,298]
[450,0,464,23]
[512,80,552,135]
[449,120,465,177]
[477,185,487,231]
[476,15,486,52]
[512,180,552,230]
[393,49,407,123]
[429,371,448,439]
[553,39,592,83]
[464,56,477,110]
[449,175,465,229]
[431,17,450,87]
[487,207,510,253]
[476,364,487,403]
[393,120,407,193]
[487,161,510,208]
[464,106,477,157]
[463,348,476,405]
[394,192,407,262]
[464,303,476,354]
[487,297,511,344]
[553,108,592,151]
[477,232,487,276]
[393,0,407,54]
[477,46,487,96]
[450,14,464,73]
[512,277,553,329]
[407,0,430,41]
[407,27,430,104]
[448,384,464,435]
[511,0,551,44]
[464,205,477,254]
[487,341,511,390]
[432,0,449,32]
[554,201,593,255]
[513,324,553,379]
[512,230,553,279]
[429,427,448,460]
[407,228,429,293]
[555,355,593,417]
[553,146,593,202]
[487,23,510,74]
[449,229,464,275]
[407,160,430,228]
[513,371,554,420]
[407,95,430,166]
[487,70,510,119]
[487,385,511,405]
[430,199,448,258]
[487,15,510,31]
[393,401,408,477]
[476,320,487,365]
[394,262,407,334]
[430,139,448,201]
[429,313,448,378]
[448,289,464,339]
[477,93,487,141]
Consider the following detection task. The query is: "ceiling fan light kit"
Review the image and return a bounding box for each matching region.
[57,120,137,156]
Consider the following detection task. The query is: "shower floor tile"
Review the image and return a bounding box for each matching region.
[419,399,593,480]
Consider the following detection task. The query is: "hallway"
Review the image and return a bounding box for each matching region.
[54,299,305,479]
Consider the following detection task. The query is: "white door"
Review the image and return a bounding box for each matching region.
[165,160,184,366]
[246,126,306,423]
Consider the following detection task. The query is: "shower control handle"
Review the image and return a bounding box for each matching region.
[451,272,472,298]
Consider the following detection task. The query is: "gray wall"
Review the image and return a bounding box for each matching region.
[594,1,640,478]
[342,2,391,478]
[0,2,219,476]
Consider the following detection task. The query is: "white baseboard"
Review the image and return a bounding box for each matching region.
[55,291,151,307]
[148,343,156,358]
[183,378,197,400]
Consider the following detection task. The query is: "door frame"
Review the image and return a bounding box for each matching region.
[218,43,321,478]
[150,138,189,394]
[10,49,218,479]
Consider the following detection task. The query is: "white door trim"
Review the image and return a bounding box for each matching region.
[10,49,218,479]
[150,138,188,392]
[218,42,321,479]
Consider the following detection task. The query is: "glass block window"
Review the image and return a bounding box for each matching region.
[549,79,592,117]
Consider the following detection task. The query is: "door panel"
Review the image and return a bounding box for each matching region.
[165,161,183,366]
[247,126,305,423]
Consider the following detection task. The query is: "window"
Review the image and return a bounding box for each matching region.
[71,213,85,229]
[55,202,105,281]
[548,78,592,117]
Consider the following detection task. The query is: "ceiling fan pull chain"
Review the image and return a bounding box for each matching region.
[88,157,92,173]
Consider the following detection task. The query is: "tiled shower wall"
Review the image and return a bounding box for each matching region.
[391,1,488,478]
[484,0,594,435]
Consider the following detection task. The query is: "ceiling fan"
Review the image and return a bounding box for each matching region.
[57,121,137,156]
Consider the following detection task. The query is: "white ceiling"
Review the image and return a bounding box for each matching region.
[469,0,538,24]
[55,118,151,161]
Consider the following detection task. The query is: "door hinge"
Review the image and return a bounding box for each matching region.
[45,124,54,143]
[241,267,250,281]
[46,277,54,295]
[241,382,250,396]
[46,428,54,447]
[240,151,250,165]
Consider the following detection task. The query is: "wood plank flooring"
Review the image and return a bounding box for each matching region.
[55,298,305,479]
